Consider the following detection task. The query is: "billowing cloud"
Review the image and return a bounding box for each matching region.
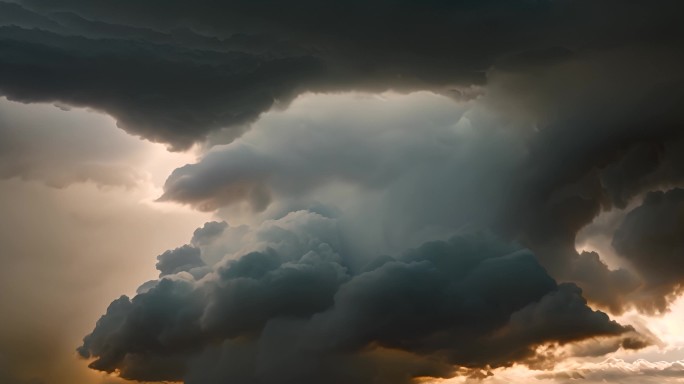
[154,83,684,315]
[612,188,684,313]
[2,1,684,319]
[159,92,495,214]
[79,211,637,383]
[155,245,207,278]
[480,43,684,313]
[190,221,228,246]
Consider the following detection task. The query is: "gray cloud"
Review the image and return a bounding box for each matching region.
[155,74,684,315]
[190,221,228,246]
[0,1,682,148]
[612,188,684,313]
[0,0,323,149]
[475,45,684,314]
[159,92,482,214]
[78,212,637,383]
[155,245,207,278]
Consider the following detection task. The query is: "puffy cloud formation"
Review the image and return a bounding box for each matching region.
[155,245,206,277]
[156,84,684,314]
[0,0,682,148]
[159,92,498,214]
[1,0,684,313]
[79,211,637,384]
[191,221,228,246]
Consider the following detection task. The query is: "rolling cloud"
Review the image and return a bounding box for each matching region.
[612,189,684,313]
[155,82,684,314]
[78,211,639,384]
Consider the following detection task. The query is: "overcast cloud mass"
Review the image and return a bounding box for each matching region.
[2,1,684,383]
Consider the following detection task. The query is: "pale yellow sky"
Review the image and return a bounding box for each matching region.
[0,99,212,384]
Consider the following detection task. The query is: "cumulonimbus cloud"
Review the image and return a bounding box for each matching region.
[78,211,641,384]
[0,1,679,382]
[155,79,684,315]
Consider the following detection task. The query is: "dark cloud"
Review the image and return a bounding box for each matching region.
[78,213,637,383]
[158,92,477,214]
[0,1,682,148]
[477,43,684,314]
[0,23,320,149]
[612,188,684,313]
[508,56,684,312]
[600,140,684,210]
[153,62,684,314]
[155,245,206,277]
[190,221,228,246]
[154,36,684,313]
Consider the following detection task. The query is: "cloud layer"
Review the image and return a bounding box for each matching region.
[0,0,681,148]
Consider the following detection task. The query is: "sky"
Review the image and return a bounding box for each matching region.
[1,1,684,383]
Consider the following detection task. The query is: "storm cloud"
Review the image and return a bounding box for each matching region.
[0,0,682,148]
[155,79,684,315]
[78,211,638,384]
[1,1,683,383]
[612,188,684,313]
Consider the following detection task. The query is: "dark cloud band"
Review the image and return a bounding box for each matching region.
[1,1,682,148]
